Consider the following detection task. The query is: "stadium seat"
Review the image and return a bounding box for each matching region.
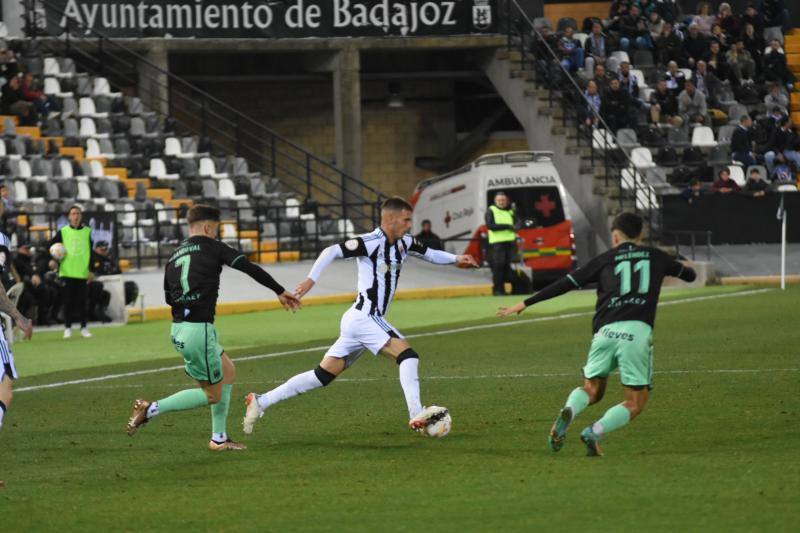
[655,146,679,167]
[232,157,259,179]
[716,124,736,146]
[75,76,93,97]
[610,51,630,64]
[148,158,179,180]
[201,179,218,200]
[199,157,228,179]
[572,32,589,48]
[630,69,647,87]
[666,125,690,147]
[691,126,718,148]
[592,128,618,150]
[78,97,108,119]
[617,128,640,150]
[43,57,63,78]
[80,117,109,139]
[746,165,768,181]
[85,138,102,158]
[708,146,732,166]
[631,148,656,170]
[285,198,301,218]
[728,165,746,187]
[727,104,748,124]
[218,178,248,200]
[632,49,655,67]
[93,77,122,98]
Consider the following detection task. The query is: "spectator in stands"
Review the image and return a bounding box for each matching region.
[760,0,787,44]
[557,26,584,73]
[638,0,657,18]
[704,40,730,81]
[692,60,722,106]
[716,3,740,39]
[678,79,708,125]
[87,241,118,323]
[767,105,788,126]
[726,39,757,85]
[683,23,708,67]
[602,78,633,131]
[731,115,758,167]
[741,4,763,35]
[414,220,444,250]
[647,11,664,44]
[710,24,731,53]
[619,4,651,51]
[655,21,684,66]
[656,0,682,24]
[711,168,741,193]
[764,118,800,177]
[763,39,795,89]
[650,78,683,127]
[13,243,56,325]
[1,75,35,125]
[584,22,609,73]
[21,72,60,118]
[665,60,686,95]
[692,2,715,35]
[607,0,633,33]
[0,184,12,212]
[742,22,765,72]
[618,61,640,99]
[582,80,602,127]
[764,83,789,115]
[744,168,769,197]
[0,41,18,79]
[51,205,93,339]
[532,25,558,72]
[681,178,706,203]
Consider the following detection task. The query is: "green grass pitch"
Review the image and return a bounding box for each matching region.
[1,285,798,531]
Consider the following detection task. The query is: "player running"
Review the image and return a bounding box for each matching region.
[0,201,34,487]
[126,205,301,451]
[243,196,478,436]
[497,212,696,456]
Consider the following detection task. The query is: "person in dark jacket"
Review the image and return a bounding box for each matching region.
[654,21,684,65]
[601,78,633,131]
[682,23,708,67]
[13,243,57,325]
[0,75,35,125]
[414,220,444,250]
[763,39,795,87]
[731,115,757,167]
[710,168,742,193]
[744,168,768,197]
[764,117,800,177]
[650,78,682,127]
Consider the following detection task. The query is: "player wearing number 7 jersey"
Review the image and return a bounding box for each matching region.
[125,204,301,451]
[497,213,696,456]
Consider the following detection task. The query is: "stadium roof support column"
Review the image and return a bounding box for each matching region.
[333,44,362,203]
[138,42,169,117]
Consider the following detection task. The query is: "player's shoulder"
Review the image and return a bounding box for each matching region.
[359,228,384,242]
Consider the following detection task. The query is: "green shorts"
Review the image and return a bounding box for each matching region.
[582,321,654,389]
[170,322,224,384]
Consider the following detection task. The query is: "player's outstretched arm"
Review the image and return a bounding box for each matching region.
[0,288,32,339]
[296,244,346,299]
[496,276,576,317]
[230,258,301,312]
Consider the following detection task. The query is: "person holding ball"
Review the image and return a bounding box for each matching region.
[50,205,93,339]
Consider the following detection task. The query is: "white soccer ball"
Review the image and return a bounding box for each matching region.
[423,407,452,438]
[49,243,66,261]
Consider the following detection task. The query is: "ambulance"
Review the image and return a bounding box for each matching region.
[410,151,576,278]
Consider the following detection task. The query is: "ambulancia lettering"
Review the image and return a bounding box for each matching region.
[487,175,556,188]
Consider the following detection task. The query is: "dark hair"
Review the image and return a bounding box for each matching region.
[611,212,644,240]
[719,168,730,177]
[381,196,413,213]
[68,204,82,214]
[187,204,221,224]
[421,219,431,225]
[740,114,750,123]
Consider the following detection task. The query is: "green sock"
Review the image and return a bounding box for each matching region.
[211,384,232,437]
[592,404,631,438]
[565,387,590,420]
[155,388,209,415]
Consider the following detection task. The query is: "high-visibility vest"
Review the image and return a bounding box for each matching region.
[488,205,516,244]
[59,225,91,279]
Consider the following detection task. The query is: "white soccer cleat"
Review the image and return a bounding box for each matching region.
[80,328,93,338]
[63,328,72,339]
[242,392,263,435]
[409,405,450,433]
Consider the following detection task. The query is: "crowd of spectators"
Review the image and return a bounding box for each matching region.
[533,0,797,189]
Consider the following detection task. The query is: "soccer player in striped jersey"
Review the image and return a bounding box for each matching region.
[0,202,34,487]
[498,212,697,456]
[243,197,478,436]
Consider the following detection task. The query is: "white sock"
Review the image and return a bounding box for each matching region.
[146,401,160,419]
[212,431,227,443]
[399,358,422,419]
[257,370,323,411]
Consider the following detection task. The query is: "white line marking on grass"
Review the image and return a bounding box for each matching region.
[15,288,774,393]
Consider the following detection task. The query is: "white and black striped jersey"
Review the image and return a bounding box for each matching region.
[308,228,457,316]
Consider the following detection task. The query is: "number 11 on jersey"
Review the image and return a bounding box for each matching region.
[614,259,650,295]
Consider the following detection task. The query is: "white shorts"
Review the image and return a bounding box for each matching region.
[325,308,404,363]
[0,329,17,381]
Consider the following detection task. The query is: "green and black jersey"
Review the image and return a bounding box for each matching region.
[164,236,285,323]
[524,242,696,332]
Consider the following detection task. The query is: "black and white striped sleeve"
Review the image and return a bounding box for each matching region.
[405,235,456,265]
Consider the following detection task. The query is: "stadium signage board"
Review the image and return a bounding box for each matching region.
[46,0,498,38]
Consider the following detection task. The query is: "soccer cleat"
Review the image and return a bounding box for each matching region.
[580,427,604,457]
[208,438,247,452]
[242,392,264,435]
[408,405,449,432]
[63,328,72,339]
[80,328,93,338]
[548,407,573,452]
[126,399,150,436]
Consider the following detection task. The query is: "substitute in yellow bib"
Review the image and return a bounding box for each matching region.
[486,191,517,296]
[51,205,93,339]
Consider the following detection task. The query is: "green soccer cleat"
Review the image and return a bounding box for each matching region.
[548,407,573,452]
[580,427,604,457]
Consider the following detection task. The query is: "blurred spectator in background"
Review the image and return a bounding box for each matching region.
[761,0,787,45]
[582,79,602,127]
[692,60,722,107]
[650,78,683,127]
[88,241,116,323]
[711,168,741,193]
[665,61,686,95]
[0,40,18,79]
[21,72,60,118]
[681,178,706,203]
[1,75,36,125]
[619,4,651,51]
[692,2,715,35]
[683,23,708,67]
[557,26,584,72]
[744,168,768,197]
[13,243,57,325]
[704,40,730,81]
[726,39,756,85]
[584,22,609,73]
[764,83,789,115]
[678,79,708,125]
[741,22,765,72]
[717,3,740,37]
[618,61,640,99]
[602,78,633,131]
[740,3,763,36]
[765,118,800,177]
[763,39,795,89]
[731,115,757,167]
[414,221,444,251]
[655,21,683,66]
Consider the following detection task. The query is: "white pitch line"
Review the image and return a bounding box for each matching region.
[14,288,774,393]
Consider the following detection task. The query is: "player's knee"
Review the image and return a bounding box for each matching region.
[314,365,337,387]
[396,348,419,365]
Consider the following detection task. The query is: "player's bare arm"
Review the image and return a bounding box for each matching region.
[456,254,479,268]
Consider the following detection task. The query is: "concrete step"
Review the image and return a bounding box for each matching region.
[551,125,577,137]
[495,48,521,61]
[565,145,592,157]
[606,197,636,215]
[509,69,536,81]
[524,88,549,99]
[580,165,606,177]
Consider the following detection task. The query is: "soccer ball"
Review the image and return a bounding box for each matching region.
[49,243,66,261]
[423,406,452,438]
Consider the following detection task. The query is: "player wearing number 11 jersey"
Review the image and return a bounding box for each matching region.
[125,204,301,451]
[497,213,696,456]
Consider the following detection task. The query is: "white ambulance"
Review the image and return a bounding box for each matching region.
[410,151,576,277]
